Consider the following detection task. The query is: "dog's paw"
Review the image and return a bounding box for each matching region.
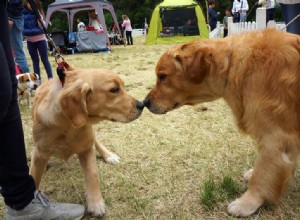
[228,194,261,217]
[243,168,253,183]
[87,201,106,217]
[105,153,120,165]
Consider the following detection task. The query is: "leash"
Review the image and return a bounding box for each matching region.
[281,13,300,31]
[27,0,66,86]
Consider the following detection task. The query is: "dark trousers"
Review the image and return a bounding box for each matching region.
[27,40,53,80]
[280,3,300,35]
[266,8,275,24]
[0,2,35,210]
[125,31,133,45]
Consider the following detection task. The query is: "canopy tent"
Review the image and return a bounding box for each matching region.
[146,0,209,45]
[45,0,121,48]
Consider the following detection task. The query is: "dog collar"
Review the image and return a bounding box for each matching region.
[18,87,25,95]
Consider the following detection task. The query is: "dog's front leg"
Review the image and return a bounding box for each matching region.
[228,133,298,217]
[78,148,105,217]
[29,150,50,189]
[95,140,120,164]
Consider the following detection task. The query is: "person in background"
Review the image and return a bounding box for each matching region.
[223,7,231,37]
[7,0,30,73]
[232,0,249,22]
[276,0,300,35]
[258,0,276,24]
[0,1,85,219]
[208,0,220,31]
[122,14,133,45]
[23,0,53,81]
[88,10,103,31]
[77,18,86,32]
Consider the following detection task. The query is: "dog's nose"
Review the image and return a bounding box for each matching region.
[34,84,38,89]
[143,99,150,108]
[136,101,145,110]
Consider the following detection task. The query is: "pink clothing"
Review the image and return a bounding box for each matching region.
[24,34,46,43]
[122,19,132,31]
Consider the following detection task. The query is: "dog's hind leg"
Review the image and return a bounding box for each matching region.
[29,150,50,189]
[228,132,298,217]
[94,140,120,164]
[78,148,105,217]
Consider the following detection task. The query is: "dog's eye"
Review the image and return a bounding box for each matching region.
[26,79,30,82]
[158,74,167,81]
[110,87,120,94]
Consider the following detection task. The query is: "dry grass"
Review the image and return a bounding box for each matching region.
[1,36,299,219]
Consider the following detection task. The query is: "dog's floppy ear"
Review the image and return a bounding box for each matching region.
[60,80,93,128]
[18,75,26,83]
[175,44,212,84]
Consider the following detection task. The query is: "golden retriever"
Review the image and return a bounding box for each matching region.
[144,29,300,217]
[30,62,144,217]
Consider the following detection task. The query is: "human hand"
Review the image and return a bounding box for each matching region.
[8,19,13,29]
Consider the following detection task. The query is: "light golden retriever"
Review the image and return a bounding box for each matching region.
[144,29,300,217]
[30,62,144,217]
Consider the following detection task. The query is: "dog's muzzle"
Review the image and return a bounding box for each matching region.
[136,101,145,110]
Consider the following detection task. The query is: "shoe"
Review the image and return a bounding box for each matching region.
[6,190,85,220]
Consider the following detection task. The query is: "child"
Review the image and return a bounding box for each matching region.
[23,0,53,81]
[223,8,231,37]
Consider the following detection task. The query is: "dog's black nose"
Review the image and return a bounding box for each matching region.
[34,84,38,89]
[143,99,150,108]
[136,101,145,110]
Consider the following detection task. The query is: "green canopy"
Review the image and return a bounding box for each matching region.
[146,0,209,45]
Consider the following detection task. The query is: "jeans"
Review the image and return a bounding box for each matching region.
[27,40,53,80]
[240,12,247,22]
[266,8,275,24]
[9,17,30,73]
[125,31,133,45]
[0,3,35,210]
[280,3,300,35]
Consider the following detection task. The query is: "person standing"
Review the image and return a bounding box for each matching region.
[0,1,85,219]
[258,0,276,24]
[122,14,133,45]
[7,0,30,73]
[223,8,232,37]
[208,0,220,31]
[276,0,300,35]
[23,0,53,81]
[232,0,249,22]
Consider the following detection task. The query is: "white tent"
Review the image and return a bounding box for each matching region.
[45,0,120,47]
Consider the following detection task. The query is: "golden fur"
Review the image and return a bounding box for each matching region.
[30,63,144,217]
[144,29,300,217]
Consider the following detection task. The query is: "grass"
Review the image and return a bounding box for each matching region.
[0,36,299,219]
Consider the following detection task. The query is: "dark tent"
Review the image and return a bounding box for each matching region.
[45,0,120,50]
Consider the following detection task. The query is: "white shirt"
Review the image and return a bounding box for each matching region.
[232,0,249,13]
[77,22,85,32]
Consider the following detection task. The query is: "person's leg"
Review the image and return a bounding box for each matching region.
[126,31,130,45]
[129,31,133,45]
[27,41,41,79]
[37,40,53,79]
[280,3,300,35]
[1,4,85,219]
[0,3,35,210]
[9,18,30,73]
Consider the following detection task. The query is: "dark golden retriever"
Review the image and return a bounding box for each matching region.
[30,62,144,217]
[144,29,300,217]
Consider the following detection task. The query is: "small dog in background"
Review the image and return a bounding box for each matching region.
[16,73,40,108]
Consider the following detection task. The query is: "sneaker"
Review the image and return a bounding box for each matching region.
[6,190,85,220]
